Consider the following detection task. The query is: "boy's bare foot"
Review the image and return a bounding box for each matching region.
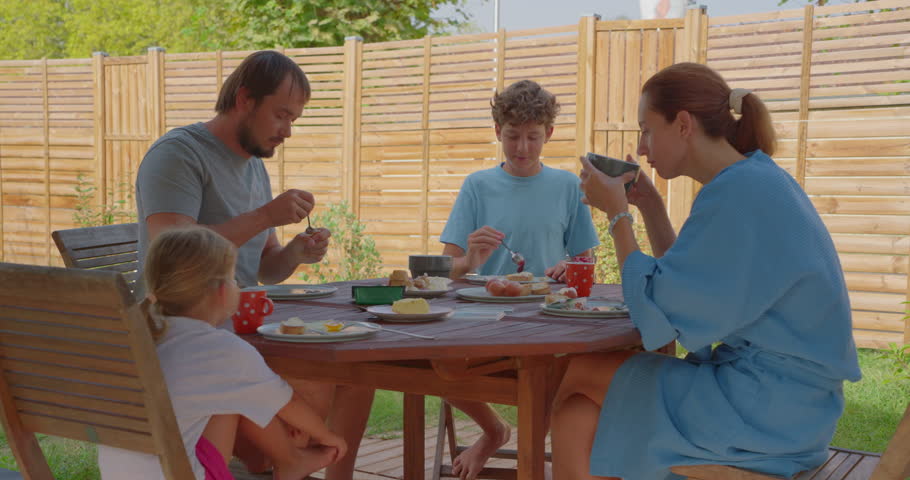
[451,420,511,480]
[273,445,337,480]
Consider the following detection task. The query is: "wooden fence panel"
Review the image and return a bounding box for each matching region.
[708,0,910,348]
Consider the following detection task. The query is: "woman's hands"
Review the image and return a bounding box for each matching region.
[580,154,660,218]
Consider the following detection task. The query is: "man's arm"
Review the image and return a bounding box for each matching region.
[145,211,270,247]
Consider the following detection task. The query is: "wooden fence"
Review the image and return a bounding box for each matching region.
[0,0,908,347]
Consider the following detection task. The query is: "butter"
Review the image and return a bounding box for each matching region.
[392,298,430,314]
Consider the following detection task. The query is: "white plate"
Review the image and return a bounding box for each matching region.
[465,275,555,285]
[258,321,380,342]
[455,287,546,303]
[541,299,628,318]
[403,288,452,298]
[365,305,452,323]
[260,284,338,300]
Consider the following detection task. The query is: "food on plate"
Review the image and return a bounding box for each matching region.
[505,271,534,282]
[410,274,451,292]
[279,317,306,335]
[484,278,540,297]
[545,293,569,305]
[558,287,578,298]
[530,282,550,295]
[545,297,588,310]
[389,269,411,287]
[392,298,430,314]
[324,320,345,332]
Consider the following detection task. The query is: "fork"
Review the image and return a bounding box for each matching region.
[499,239,526,271]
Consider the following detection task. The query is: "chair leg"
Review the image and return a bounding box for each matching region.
[432,400,448,480]
[444,401,457,462]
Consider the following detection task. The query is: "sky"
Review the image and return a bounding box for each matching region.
[436,0,830,32]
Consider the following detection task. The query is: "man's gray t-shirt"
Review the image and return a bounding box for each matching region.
[136,122,274,288]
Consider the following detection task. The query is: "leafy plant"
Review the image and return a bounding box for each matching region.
[299,201,382,283]
[591,209,652,284]
[883,342,910,382]
[72,173,136,227]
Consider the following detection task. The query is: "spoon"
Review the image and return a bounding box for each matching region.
[305,215,316,235]
[499,239,526,272]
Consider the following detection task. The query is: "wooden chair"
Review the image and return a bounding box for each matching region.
[51,223,140,294]
[431,401,551,480]
[0,262,193,479]
[671,402,910,480]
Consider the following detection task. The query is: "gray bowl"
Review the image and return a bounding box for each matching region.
[409,255,452,278]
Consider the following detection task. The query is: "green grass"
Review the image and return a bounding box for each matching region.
[0,348,905,477]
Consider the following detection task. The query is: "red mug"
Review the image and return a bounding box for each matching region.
[232,288,274,334]
[565,261,595,297]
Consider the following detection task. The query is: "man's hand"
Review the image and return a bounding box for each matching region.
[258,189,315,227]
[285,227,331,264]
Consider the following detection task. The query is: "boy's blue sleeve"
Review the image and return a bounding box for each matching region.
[565,184,600,255]
[439,177,477,251]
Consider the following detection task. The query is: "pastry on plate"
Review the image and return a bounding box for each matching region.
[279,317,306,335]
[392,297,430,314]
[530,282,550,295]
[324,320,345,332]
[389,269,411,287]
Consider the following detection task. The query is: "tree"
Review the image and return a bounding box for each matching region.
[226,0,472,50]
[0,0,473,59]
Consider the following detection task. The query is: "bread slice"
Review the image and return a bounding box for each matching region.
[530,282,550,295]
[505,271,534,282]
[279,317,306,335]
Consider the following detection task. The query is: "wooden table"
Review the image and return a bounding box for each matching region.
[241,279,644,480]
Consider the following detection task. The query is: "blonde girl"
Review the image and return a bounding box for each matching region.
[97,226,346,480]
[551,63,861,479]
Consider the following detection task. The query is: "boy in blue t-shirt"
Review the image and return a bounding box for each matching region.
[438,80,599,479]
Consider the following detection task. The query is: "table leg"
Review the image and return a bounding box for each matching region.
[517,364,548,480]
[404,393,426,480]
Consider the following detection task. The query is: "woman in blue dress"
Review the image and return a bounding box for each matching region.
[550,62,862,479]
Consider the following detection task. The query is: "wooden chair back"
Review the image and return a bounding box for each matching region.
[0,262,193,479]
[51,223,140,292]
[671,401,910,480]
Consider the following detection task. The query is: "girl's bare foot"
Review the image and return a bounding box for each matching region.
[451,420,511,480]
[273,445,337,480]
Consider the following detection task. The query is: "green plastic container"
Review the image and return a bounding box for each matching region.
[352,285,404,305]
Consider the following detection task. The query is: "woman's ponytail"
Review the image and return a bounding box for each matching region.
[730,92,776,157]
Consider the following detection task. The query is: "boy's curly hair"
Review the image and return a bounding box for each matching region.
[491,80,561,128]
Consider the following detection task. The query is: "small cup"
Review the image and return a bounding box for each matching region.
[408,255,453,278]
[232,287,275,334]
[565,259,596,298]
[586,153,640,191]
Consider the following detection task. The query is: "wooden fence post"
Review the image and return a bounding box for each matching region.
[495,28,507,167]
[575,15,600,173]
[147,47,166,141]
[342,36,363,217]
[92,52,108,222]
[666,7,708,231]
[795,5,815,188]
[41,57,50,265]
[421,35,432,254]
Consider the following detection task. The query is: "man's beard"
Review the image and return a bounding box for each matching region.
[237,118,276,158]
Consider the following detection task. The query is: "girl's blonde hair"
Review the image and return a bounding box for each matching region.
[141,226,237,341]
[641,62,776,156]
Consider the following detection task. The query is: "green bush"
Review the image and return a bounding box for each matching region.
[299,201,382,283]
[591,209,652,284]
[72,173,136,227]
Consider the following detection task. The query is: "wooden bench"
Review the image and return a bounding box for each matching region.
[0,262,193,479]
[671,402,910,480]
[51,223,140,294]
